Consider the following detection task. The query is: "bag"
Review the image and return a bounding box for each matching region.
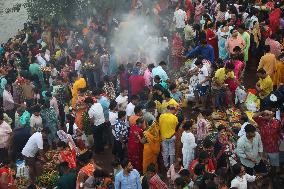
[16,160,29,179]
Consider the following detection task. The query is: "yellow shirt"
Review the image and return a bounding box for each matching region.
[159,113,178,141]
[160,99,179,113]
[258,75,273,99]
[258,53,276,78]
[214,68,235,85]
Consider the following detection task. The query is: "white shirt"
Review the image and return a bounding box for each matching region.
[0,121,12,148]
[238,122,249,137]
[88,103,105,126]
[230,174,256,189]
[66,123,79,138]
[109,111,118,126]
[126,102,135,117]
[197,65,209,86]
[36,54,47,67]
[75,59,82,73]
[173,9,187,28]
[30,114,43,132]
[22,132,43,158]
[115,95,128,111]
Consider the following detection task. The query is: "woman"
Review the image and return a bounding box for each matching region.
[217,22,233,60]
[189,151,215,175]
[224,53,244,80]
[142,121,161,174]
[58,141,77,169]
[102,75,116,100]
[40,101,58,146]
[273,54,284,87]
[71,75,87,108]
[74,88,87,130]
[206,22,219,59]
[214,125,233,169]
[226,29,245,57]
[128,117,145,173]
[0,160,16,189]
[194,0,205,25]
[216,2,227,23]
[171,32,184,69]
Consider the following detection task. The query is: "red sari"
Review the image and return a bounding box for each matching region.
[60,148,77,169]
[269,8,281,34]
[172,33,184,69]
[206,28,219,59]
[128,124,144,173]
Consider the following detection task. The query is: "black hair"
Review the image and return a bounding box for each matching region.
[84,97,94,104]
[148,63,155,69]
[134,105,142,115]
[147,101,156,109]
[164,91,171,99]
[109,100,117,110]
[183,120,193,131]
[93,169,108,178]
[244,124,256,133]
[131,95,139,101]
[147,163,156,173]
[118,111,126,119]
[66,114,75,135]
[136,117,144,125]
[206,181,218,189]
[226,62,235,70]
[154,75,161,81]
[238,23,246,30]
[179,169,190,177]
[174,177,187,187]
[203,138,213,148]
[194,164,205,176]
[195,58,203,66]
[232,163,242,176]
[42,127,51,134]
[240,114,249,123]
[169,83,177,91]
[159,61,167,66]
[121,159,130,169]
[257,68,266,75]
[92,88,103,96]
[264,45,270,53]
[217,125,226,132]
[198,151,209,161]
[59,162,69,170]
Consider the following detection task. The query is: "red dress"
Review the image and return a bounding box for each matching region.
[269,8,281,34]
[129,75,145,95]
[189,159,215,174]
[206,29,219,59]
[128,124,144,173]
[172,33,184,69]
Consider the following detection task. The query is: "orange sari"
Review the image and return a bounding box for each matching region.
[75,95,87,130]
[273,60,284,87]
[143,122,161,173]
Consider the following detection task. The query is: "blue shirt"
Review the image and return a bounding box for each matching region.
[186,44,215,63]
[115,169,142,189]
[152,66,169,83]
[98,96,110,120]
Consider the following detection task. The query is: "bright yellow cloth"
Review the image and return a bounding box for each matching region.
[54,49,62,59]
[257,75,273,99]
[160,98,179,113]
[273,60,284,87]
[143,122,161,173]
[214,68,235,85]
[159,113,178,141]
[258,53,276,79]
[71,78,87,107]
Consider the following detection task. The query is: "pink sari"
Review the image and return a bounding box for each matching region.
[128,125,144,173]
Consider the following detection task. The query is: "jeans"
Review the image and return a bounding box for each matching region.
[93,123,105,153]
[162,135,176,168]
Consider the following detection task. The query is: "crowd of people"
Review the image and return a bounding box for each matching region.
[1,0,284,188]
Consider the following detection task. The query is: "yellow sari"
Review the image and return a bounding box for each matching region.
[273,60,284,87]
[71,78,87,108]
[143,122,161,173]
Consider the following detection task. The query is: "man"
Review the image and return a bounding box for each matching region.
[85,96,105,153]
[236,124,266,175]
[126,95,139,120]
[160,91,179,113]
[115,160,142,189]
[185,38,215,64]
[258,45,276,79]
[253,110,281,173]
[115,89,128,111]
[143,64,155,88]
[0,112,12,162]
[192,58,210,110]
[113,111,128,162]
[159,105,179,168]
[173,8,187,33]
[56,162,76,189]
[147,163,168,189]
[238,24,250,62]
[28,56,45,89]
[3,85,15,123]
[152,61,169,85]
[22,127,50,182]
[256,68,273,100]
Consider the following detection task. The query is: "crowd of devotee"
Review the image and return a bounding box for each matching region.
[1,0,284,188]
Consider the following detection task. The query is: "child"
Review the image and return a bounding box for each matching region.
[167,158,183,187]
[230,164,257,189]
[181,120,197,168]
[169,83,183,103]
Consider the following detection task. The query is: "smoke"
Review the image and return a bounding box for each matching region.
[110,14,168,65]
